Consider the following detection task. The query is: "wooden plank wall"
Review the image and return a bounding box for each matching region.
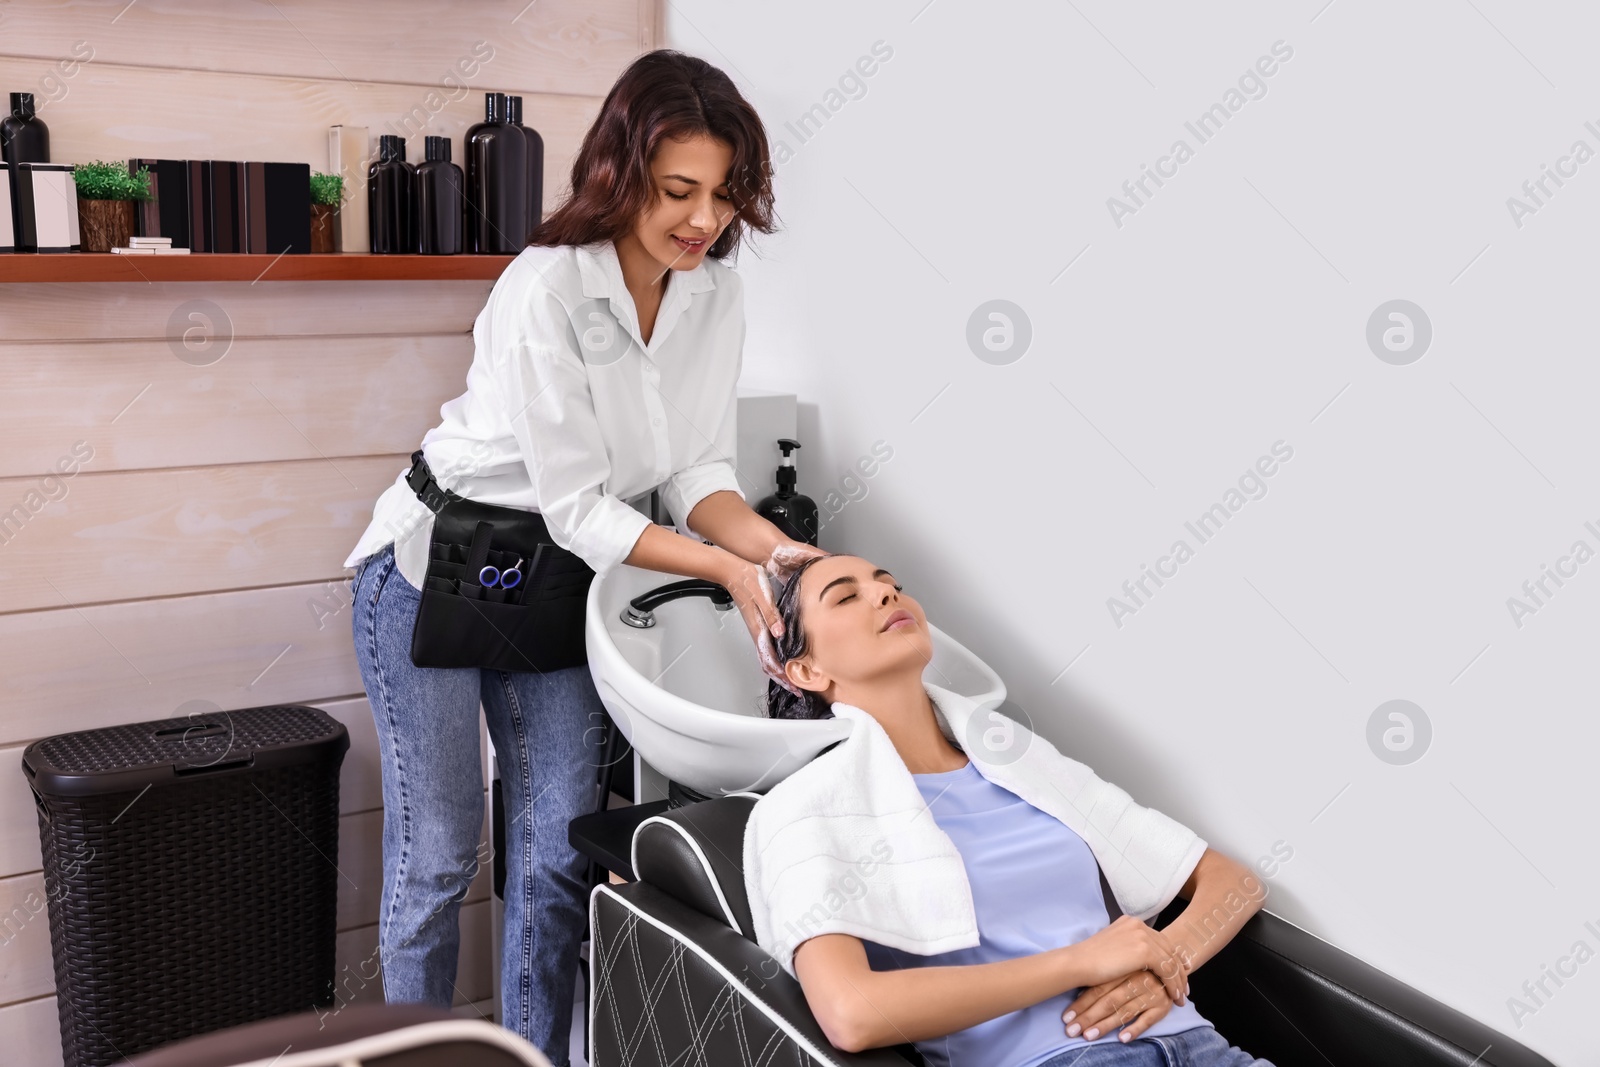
[0,3,657,1059]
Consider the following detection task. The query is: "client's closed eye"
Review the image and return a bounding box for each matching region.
[835,581,903,605]
[819,568,903,605]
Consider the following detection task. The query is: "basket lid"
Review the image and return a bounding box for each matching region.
[22,705,349,798]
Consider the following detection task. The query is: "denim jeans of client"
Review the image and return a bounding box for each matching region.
[349,540,606,1066]
[1036,1025,1275,1066]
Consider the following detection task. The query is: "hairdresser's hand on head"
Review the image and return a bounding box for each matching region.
[764,540,826,584]
[1063,969,1177,1044]
[721,557,800,695]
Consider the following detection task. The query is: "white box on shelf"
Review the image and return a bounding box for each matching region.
[16,163,79,252]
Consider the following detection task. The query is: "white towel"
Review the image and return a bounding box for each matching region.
[742,681,1209,978]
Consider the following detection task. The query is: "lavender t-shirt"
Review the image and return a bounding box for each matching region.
[860,759,1213,1067]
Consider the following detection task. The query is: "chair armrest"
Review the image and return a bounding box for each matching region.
[1155,898,1557,1067]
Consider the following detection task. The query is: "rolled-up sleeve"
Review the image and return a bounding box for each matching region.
[504,339,652,578]
[658,303,746,534]
[658,406,744,535]
[661,457,743,537]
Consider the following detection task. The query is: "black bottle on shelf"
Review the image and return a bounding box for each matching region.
[464,92,527,253]
[506,95,544,239]
[1,92,49,165]
[2,93,50,244]
[367,134,414,253]
[415,135,463,255]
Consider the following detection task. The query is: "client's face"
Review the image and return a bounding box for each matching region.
[784,555,932,696]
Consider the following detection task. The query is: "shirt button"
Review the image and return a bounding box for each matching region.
[652,418,662,427]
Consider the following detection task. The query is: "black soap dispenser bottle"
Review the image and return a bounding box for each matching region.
[464,91,528,253]
[506,95,544,236]
[368,134,414,253]
[755,438,819,545]
[415,135,462,254]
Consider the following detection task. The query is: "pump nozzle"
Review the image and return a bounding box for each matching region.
[773,438,800,493]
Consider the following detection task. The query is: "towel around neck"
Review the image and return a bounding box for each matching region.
[741,681,1208,977]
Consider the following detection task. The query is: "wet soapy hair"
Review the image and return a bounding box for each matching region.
[765,553,837,721]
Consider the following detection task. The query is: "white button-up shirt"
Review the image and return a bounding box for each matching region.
[342,238,746,589]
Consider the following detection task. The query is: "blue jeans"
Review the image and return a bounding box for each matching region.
[350,541,606,1066]
[1037,1025,1275,1066]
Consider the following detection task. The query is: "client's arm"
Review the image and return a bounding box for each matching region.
[1163,846,1267,973]
[792,914,1190,1054]
[1064,846,1267,1042]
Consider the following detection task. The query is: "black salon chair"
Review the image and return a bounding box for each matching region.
[587,795,1559,1067]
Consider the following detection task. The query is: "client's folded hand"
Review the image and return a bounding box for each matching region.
[1064,968,1181,1043]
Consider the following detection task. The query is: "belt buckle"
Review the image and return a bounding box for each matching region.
[408,452,452,515]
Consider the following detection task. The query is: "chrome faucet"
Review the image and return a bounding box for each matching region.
[620,579,734,628]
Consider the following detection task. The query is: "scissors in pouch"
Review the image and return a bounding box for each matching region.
[478,557,525,596]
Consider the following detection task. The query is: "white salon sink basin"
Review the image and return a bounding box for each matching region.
[585,563,1006,796]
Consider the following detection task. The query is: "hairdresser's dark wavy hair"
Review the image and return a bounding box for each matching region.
[766,553,837,721]
[528,49,778,258]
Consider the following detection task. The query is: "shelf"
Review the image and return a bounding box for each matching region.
[0,252,518,283]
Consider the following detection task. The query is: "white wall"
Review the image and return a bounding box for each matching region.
[668,3,1599,1064]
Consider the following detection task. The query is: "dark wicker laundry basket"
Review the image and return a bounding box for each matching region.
[21,705,349,1067]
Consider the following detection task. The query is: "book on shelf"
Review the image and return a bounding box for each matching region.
[128,159,190,247]
[243,161,310,254]
[187,160,211,252]
[208,160,243,253]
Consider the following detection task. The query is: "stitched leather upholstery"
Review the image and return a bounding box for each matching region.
[590,881,915,1065]
[590,797,1558,1067]
[632,794,758,940]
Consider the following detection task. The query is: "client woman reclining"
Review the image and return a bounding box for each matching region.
[743,553,1276,1067]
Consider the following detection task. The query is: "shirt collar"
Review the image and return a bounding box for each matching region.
[576,237,718,306]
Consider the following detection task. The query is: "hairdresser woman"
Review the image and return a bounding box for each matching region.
[339,51,822,1065]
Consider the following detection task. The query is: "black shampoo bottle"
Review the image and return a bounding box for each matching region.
[755,438,819,545]
[416,135,462,255]
[367,134,414,253]
[464,92,528,253]
[507,95,545,238]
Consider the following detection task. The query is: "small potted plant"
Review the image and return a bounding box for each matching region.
[72,160,153,253]
[310,171,343,253]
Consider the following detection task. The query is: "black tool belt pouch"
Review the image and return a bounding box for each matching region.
[405,450,596,672]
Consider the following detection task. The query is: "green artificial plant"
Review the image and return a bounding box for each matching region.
[310,171,344,207]
[72,160,154,201]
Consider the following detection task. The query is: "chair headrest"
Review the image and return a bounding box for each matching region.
[631,795,758,940]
